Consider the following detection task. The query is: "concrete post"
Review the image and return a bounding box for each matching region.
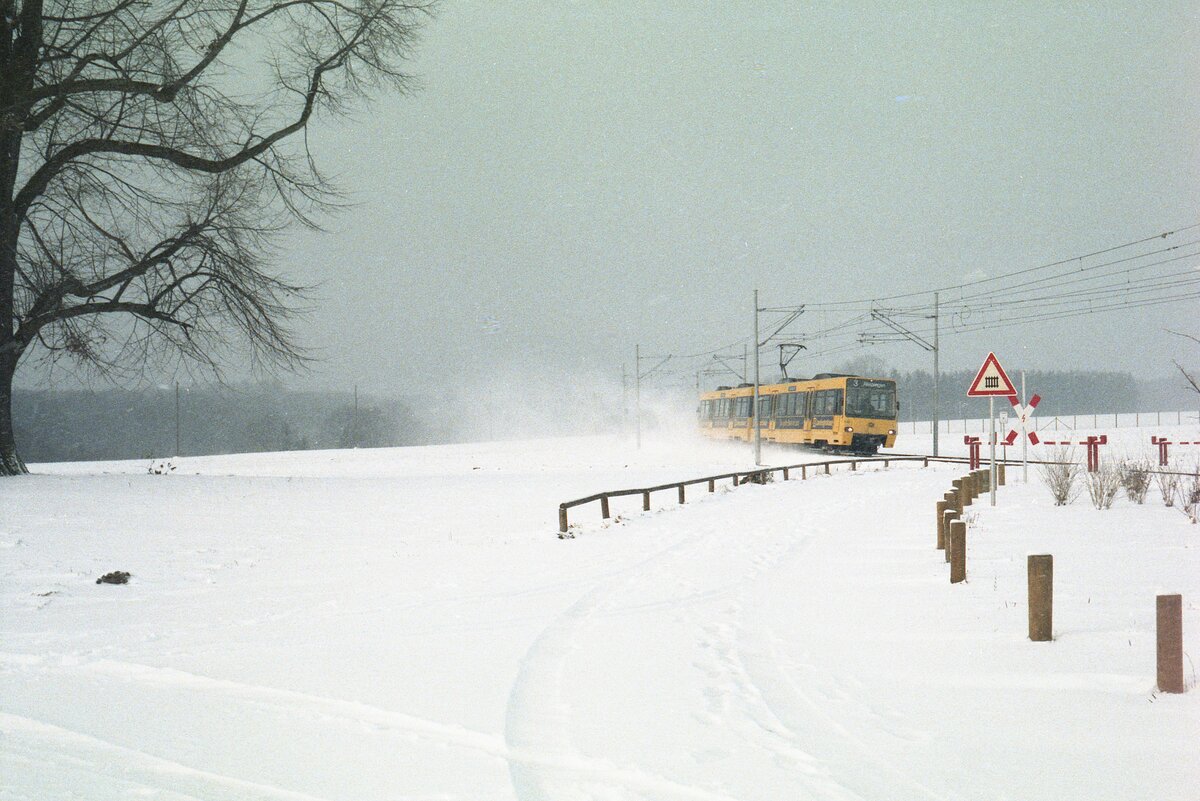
[1028,555,1053,641]
[998,462,1006,486]
[945,489,959,516]
[949,520,966,582]
[1157,594,1184,693]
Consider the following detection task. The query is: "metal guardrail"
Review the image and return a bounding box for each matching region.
[557,452,1199,535]
[557,455,928,534]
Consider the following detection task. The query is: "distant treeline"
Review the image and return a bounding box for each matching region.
[13,384,429,463]
[889,370,1197,422]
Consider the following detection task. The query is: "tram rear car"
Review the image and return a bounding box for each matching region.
[698,374,898,454]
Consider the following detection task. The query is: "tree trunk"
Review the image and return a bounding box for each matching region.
[0,353,27,475]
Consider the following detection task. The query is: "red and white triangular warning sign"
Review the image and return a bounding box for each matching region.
[966,352,1017,397]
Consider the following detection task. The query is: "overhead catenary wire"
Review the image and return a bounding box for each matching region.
[657,221,1200,387]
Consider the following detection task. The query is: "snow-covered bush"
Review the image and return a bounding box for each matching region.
[1118,460,1152,504]
[1086,465,1121,510]
[1038,448,1080,506]
[1155,469,1180,508]
[1177,464,1200,523]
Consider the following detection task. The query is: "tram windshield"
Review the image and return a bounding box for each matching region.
[845,380,896,419]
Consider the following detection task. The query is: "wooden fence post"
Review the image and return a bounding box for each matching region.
[936,500,947,550]
[642,491,650,511]
[783,467,789,480]
[600,495,610,520]
[1157,594,1184,693]
[998,462,1006,486]
[942,510,959,563]
[949,520,966,582]
[559,505,568,534]
[945,489,959,515]
[951,480,964,510]
[678,484,686,504]
[708,479,715,493]
[801,465,807,480]
[1028,555,1053,641]
[824,463,831,475]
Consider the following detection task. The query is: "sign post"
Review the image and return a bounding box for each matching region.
[967,352,1018,506]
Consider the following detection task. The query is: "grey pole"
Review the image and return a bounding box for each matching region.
[635,344,641,449]
[989,395,996,506]
[932,291,940,456]
[1022,370,1028,484]
[174,382,180,456]
[753,289,762,466]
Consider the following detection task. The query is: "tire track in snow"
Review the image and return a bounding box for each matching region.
[4,655,744,800]
[725,484,958,801]
[503,483,868,801]
[0,712,337,801]
[503,523,764,801]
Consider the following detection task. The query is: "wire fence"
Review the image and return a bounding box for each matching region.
[904,409,1200,435]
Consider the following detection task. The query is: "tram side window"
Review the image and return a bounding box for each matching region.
[735,396,752,417]
[759,395,773,417]
[813,389,844,416]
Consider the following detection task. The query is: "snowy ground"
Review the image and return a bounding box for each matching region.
[2,424,1198,800]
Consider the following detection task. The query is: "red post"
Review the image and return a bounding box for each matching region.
[964,435,981,470]
[1084,434,1108,473]
[1151,436,1171,467]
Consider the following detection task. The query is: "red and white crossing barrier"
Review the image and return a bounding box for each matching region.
[1151,436,1200,467]
[1036,434,1108,472]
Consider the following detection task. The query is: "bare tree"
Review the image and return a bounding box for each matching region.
[1167,329,1200,398]
[0,0,434,475]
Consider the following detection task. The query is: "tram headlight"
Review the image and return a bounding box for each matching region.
[844,426,853,433]
[888,429,896,435]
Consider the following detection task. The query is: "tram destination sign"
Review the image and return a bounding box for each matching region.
[966,352,1017,397]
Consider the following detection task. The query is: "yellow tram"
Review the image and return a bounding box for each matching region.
[698,373,898,453]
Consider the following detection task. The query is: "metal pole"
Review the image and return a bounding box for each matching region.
[635,344,641,449]
[1021,370,1028,484]
[174,382,180,456]
[932,291,940,456]
[621,364,628,432]
[989,395,996,506]
[753,289,762,466]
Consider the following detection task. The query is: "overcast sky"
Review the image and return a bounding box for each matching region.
[278,2,1198,395]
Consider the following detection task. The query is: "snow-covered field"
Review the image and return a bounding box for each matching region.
[2,425,1198,800]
